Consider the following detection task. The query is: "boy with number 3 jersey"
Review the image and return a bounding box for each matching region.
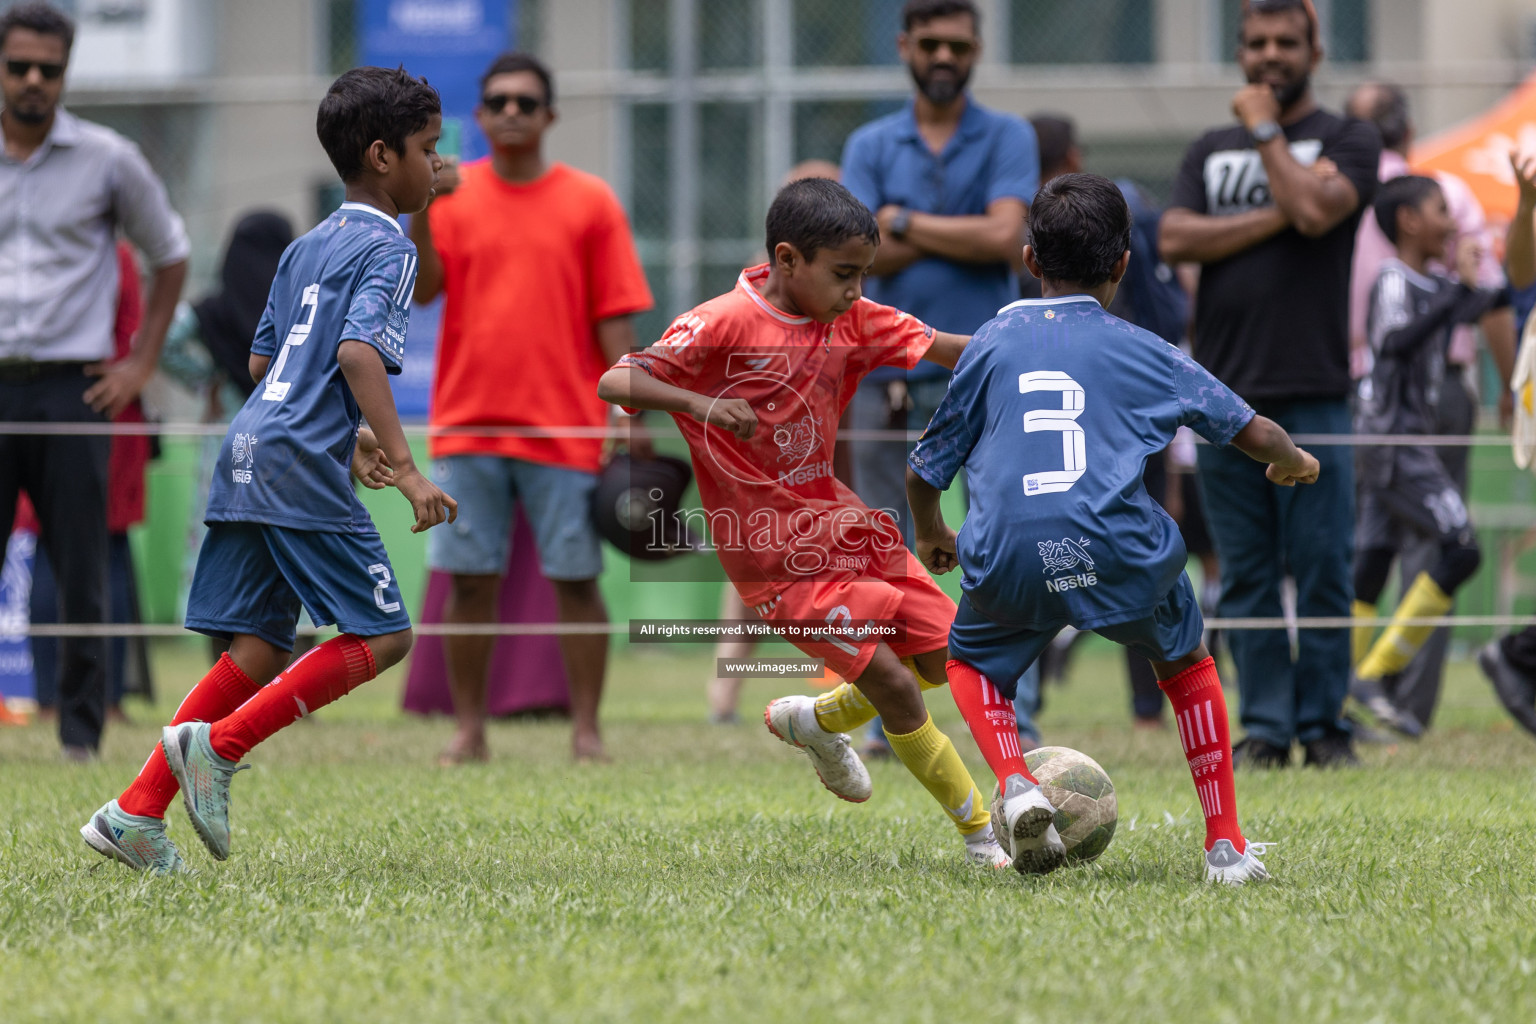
[599,178,1016,869]
[81,67,457,873]
[909,174,1318,880]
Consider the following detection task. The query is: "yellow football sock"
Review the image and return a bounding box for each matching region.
[1351,599,1377,667]
[812,658,943,734]
[884,714,991,837]
[1357,572,1453,681]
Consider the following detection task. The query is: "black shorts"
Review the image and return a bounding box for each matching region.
[1356,445,1472,552]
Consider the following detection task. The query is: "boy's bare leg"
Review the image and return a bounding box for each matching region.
[442,573,498,764]
[553,578,608,762]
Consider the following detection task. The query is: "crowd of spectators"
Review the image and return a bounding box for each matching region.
[5,0,1536,765]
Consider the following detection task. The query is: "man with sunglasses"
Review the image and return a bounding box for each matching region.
[409,52,652,765]
[0,2,189,760]
[839,0,1038,756]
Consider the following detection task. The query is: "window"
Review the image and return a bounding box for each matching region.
[1010,0,1154,65]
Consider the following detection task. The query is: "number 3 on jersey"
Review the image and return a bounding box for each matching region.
[262,283,320,403]
[1020,371,1086,496]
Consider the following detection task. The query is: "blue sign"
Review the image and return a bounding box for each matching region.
[0,531,36,700]
[360,0,516,418]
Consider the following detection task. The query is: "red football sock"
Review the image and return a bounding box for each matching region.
[1160,657,1245,853]
[208,634,377,762]
[947,659,1036,787]
[118,653,263,818]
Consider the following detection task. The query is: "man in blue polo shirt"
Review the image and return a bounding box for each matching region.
[840,0,1038,754]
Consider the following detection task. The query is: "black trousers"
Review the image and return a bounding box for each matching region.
[1384,371,1475,727]
[0,368,111,751]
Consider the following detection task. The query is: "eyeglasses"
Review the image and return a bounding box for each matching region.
[2,58,64,80]
[481,93,543,116]
[914,37,975,58]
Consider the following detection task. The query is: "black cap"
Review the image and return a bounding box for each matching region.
[589,453,704,561]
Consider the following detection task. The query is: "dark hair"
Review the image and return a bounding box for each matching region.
[1372,175,1441,245]
[1240,0,1318,48]
[0,1,75,56]
[317,66,441,183]
[1027,173,1132,287]
[765,178,880,263]
[1357,82,1411,152]
[480,51,554,106]
[901,0,979,32]
[1030,114,1077,180]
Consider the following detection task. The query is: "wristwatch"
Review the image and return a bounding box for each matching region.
[888,207,912,240]
[1250,120,1282,145]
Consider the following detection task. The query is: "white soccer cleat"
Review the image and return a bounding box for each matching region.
[964,828,1013,869]
[1204,839,1271,884]
[993,773,1065,876]
[764,695,872,803]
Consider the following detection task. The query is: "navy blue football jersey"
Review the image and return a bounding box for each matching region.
[205,202,417,533]
[908,295,1253,629]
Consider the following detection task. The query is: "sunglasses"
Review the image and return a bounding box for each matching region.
[3,58,65,80]
[914,37,975,58]
[481,93,543,116]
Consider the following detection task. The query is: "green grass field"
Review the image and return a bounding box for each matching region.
[4,639,1535,1023]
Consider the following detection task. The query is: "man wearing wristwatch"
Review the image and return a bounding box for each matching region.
[838,0,1038,758]
[1159,0,1381,770]
[838,0,1037,553]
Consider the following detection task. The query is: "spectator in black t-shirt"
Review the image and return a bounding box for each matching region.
[1159,0,1382,769]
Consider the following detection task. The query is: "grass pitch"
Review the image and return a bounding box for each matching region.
[4,639,1535,1023]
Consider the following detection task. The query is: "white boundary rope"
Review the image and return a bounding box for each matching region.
[0,421,1522,446]
[12,614,1536,639]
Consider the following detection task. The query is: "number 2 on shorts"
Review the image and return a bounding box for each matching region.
[1020,370,1086,496]
[368,562,401,614]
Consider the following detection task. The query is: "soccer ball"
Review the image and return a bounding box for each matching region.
[1021,745,1117,864]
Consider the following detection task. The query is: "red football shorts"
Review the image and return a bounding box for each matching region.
[747,547,956,680]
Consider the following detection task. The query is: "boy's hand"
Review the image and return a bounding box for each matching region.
[1310,156,1340,180]
[351,429,394,490]
[693,396,757,440]
[1512,150,1536,207]
[1267,448,1320,487]
[394,467,458,533]
[916,528,959,575]
[1454,236,1482,284]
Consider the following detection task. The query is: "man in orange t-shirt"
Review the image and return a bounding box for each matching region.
[410,53,653,764]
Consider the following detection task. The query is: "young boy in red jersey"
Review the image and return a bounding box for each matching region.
[908,174,1318,881]
[80,67,457,873]
[598,178,1011,868]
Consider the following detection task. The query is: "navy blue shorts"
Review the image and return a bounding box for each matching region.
[948,572,1204,700]
[185,522,411,650]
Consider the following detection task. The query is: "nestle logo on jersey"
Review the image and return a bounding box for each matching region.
[776,461,832,488]
[1039,536,1097,591]
[230,432,258,484]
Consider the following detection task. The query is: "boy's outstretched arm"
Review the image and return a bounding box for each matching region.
[597,365,758,440]
[906,466,958,574]
[1231,415,1321,487]
[337,340,457,533]
[920,331,970,371]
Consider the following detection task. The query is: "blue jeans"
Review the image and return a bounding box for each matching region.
[849,374,955,549]
[1196,398,1354,747]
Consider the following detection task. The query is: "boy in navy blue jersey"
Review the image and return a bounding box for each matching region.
[907,173,1319,881]
[81,66,457,873]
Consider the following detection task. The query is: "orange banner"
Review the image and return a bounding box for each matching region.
[1412,73,1536,223]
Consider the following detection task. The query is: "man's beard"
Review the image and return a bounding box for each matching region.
[911,62,971,105]
[4,95,51,124]
[1267,72,1311,113]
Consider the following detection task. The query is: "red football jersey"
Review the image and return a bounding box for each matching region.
[618,264,936,603]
